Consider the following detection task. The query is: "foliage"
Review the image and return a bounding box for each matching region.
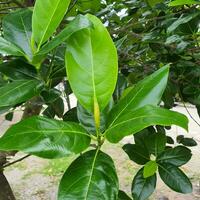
[0,0,198,199]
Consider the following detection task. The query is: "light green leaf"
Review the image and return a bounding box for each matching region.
[0,37,24,56]
[158,163,192,193]
[65,14,118,112]
[0,116,91,159]
[105,105,188,143]
[0,80,43,108]
[3,9,33,59]
[32,0,71,49]
[169,0,200,6]
[107,66,169,128]
[36,15,92,56]
[58,150,119,200]
[143,161,158,178]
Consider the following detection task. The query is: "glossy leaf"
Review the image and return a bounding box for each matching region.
[58,150,119,200]
[77,101,113,134]
[157,146,192,166]
[0,37,24,56]
[158,163,192,193]
[132,168,156,200]
[143,161,158,178]
[107,66,169,128]
[106,105,188,143]
[0,116,91,159]
[145,133,167,156]
[123,144,150,165]
[36,15,92,56]
[3,9,33,59]
[65,14,118,112]
[0,59,37,80]
[118,190,132,200]
[0,80,43,108]
[32,0,71,48]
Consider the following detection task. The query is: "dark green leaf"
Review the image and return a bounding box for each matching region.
[118,190,132,200]
[0,59,37,80]
[0,80,43,109]
[58,150,119,200]
[132,168,156,200]
[41,89,61,104]
[145,133,167,156]
[123,144,150,165]
[5,112,14,121]
[166,136,174,144]
[3,9,33,59]
[106,105,188,143]
[157,146,192,166]
[158,163,192,193]
[0,116,91,159]
[180,138,197,147]
[63,107,78,122]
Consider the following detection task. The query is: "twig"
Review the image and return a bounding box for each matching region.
[2,154,30,169]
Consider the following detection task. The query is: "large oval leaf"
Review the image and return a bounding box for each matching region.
[3,9,33,59]
[58,150,119,200]
[0,37,24,56]
[107,66,169,127]
[0,80,43,109]
[0,116,91,159]
[158,163,192,193]
[157,146,192,167]
[105,105,188,143]
[132,168,156,200]
[32,0,71,49]
[65,14,118,112]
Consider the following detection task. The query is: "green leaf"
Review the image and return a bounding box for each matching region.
[3,9,33,59]
[107,66,169,128]
[58,150,119,200]
[36,15,92,56]
[32,0,71,49]
[179,137,197,147]
[105,105,188,143]
[65,14,118,112]
[169,0,200,6]
[158,163,192,193]
[132,168,156,200]
[147,0,163,7]
[157,146,192,166]
[63,107,78,122]
[77,101,113,134]
[145,133,167,156]
[123,144,150,165]
[0,80,43,109]
[167,13,200,33]
[0,59,37,80]
[118,190,132,200]
[0,116,91,159]
[0,37,24,56]
[143,161,158,178]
